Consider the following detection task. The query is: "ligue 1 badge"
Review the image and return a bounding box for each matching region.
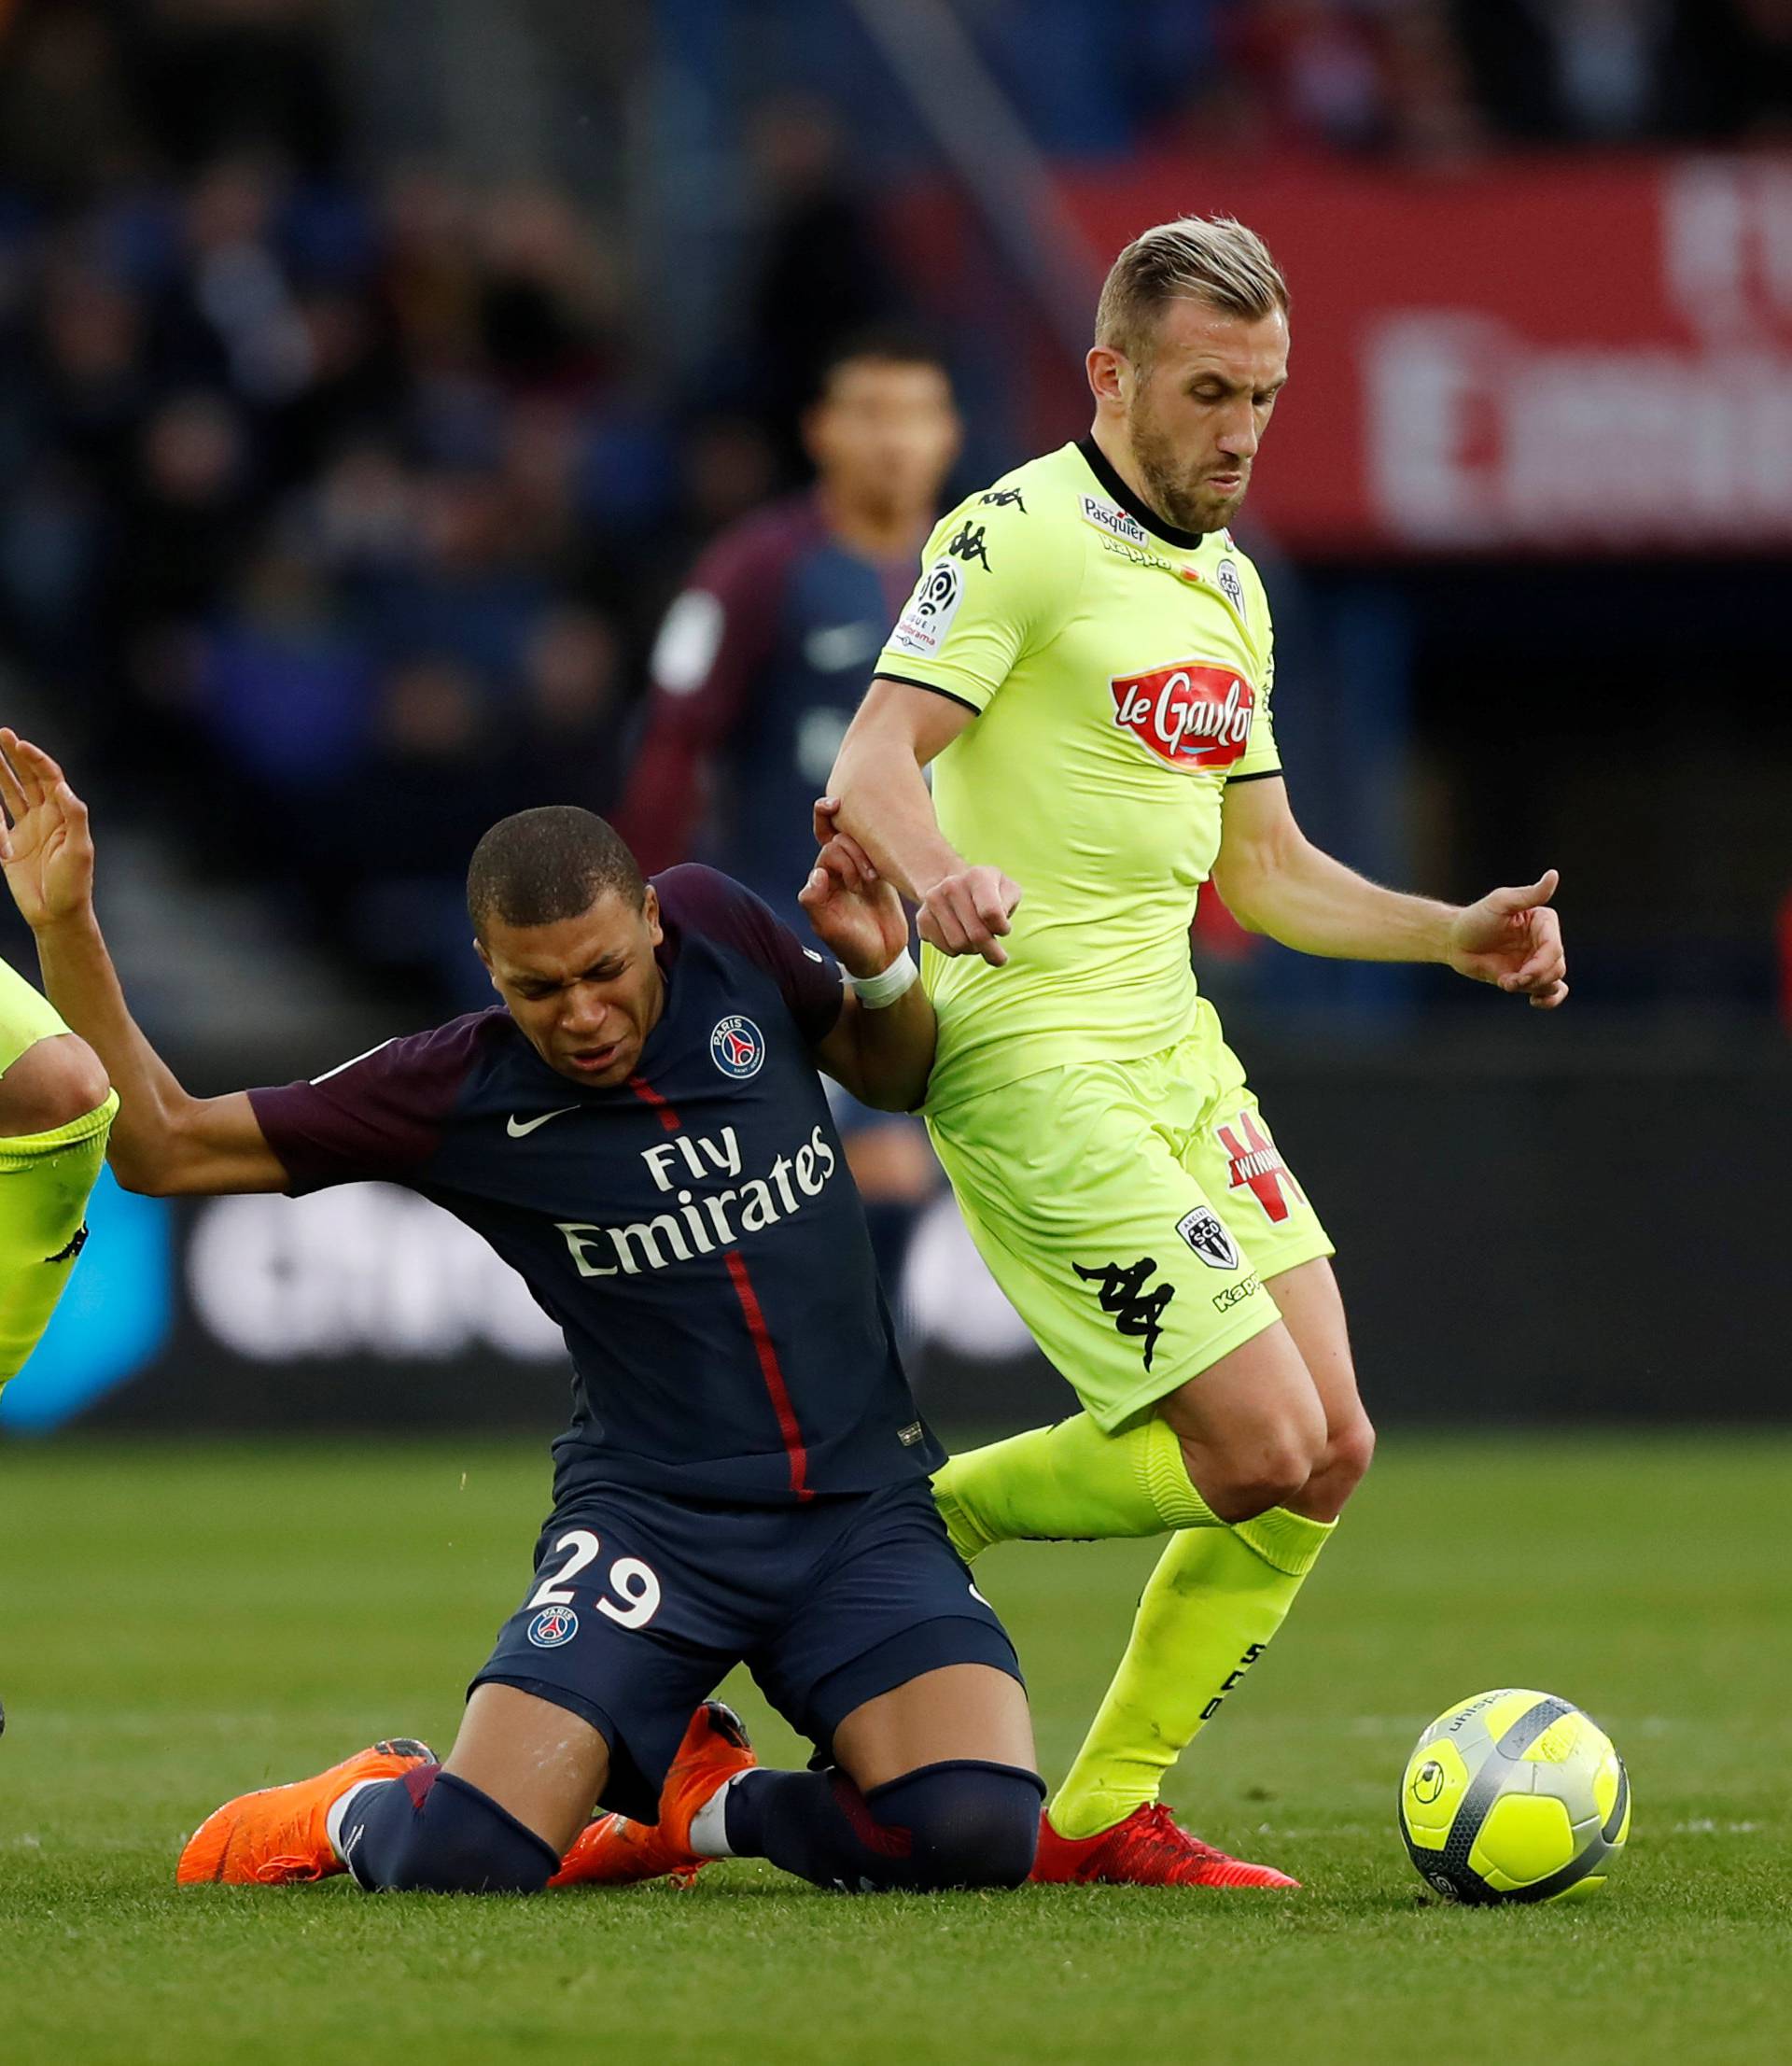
[710,1016,765,1080]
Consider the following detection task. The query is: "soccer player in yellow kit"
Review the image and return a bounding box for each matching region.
[0,734,117,1395]
[825,218,1568,1886]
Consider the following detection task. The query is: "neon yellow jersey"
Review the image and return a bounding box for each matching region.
[875,438,1281,1111]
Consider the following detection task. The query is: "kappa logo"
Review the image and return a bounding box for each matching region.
[946,519,991,571]
[1099,535,1205,586]
[710,1016,764,1080]
[979,486,1027,513]
[46,1223,91,1264]
[1216,1110,1304,1224]
[1073,1256,1175,1370]
[1176,1204,1240,1272]
[889,557,963,657]
[1211,1274,1259,1316]
[1109,658,1254,770]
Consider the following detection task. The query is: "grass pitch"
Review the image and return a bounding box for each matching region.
[2,1432,1788,2066]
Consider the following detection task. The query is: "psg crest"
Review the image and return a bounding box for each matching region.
[526,1606,579,1649]
[710,1016,765,1080]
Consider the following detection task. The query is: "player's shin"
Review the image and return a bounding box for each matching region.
[1047,1506,1334,1840]
[931,1410,1219,1561]
[331,1766,560,1893]
[716,1762,1043,1892]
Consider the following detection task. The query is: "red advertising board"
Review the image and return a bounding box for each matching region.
[911,155,1792,555]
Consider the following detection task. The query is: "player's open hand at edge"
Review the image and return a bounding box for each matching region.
[1446,868,1569,1010]
[0,729,96,933]
[799,832,911,981]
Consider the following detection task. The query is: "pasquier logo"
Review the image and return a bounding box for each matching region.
[1109,659,1254,769]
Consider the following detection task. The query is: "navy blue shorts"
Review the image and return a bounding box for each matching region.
[471,1477,1020,1823]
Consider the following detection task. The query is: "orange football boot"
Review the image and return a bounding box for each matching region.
[176,1738,436,1887]
[1029,1804,1300,1889]
[550,1701,756,1890]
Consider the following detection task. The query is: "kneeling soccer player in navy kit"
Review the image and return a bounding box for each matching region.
[0,729,1041,1897]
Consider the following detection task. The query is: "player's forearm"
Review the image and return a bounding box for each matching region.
[840,984,936,1113]
[1222,839,1457,964]
[30,907,198,1174]
[828,733,965,906]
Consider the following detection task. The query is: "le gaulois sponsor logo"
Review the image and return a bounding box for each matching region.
[1109,657,1254,770]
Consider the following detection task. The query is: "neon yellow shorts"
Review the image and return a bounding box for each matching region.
[0,952,69,1076]
[926,1000,1334,1430]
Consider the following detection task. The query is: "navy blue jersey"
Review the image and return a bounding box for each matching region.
[248,867,944,1507]
[616,494,919,933]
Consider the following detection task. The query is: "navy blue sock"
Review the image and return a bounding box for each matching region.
[338,1765,560,1893]
[723,1759,1042,1892]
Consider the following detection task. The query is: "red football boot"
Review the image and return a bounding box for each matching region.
[1030,1803,1300,1888]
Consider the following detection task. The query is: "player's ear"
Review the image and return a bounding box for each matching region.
[472,935,500,994]
[641,885,663,949]
[1086,344,1127,411]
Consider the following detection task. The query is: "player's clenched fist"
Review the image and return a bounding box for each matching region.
[1446,868,1569,1010]
[917,866,1022,967]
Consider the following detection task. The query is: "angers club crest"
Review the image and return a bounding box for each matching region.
[1176,1205,1240,1272]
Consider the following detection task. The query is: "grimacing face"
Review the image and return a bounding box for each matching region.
[476,886,665,1088]
[804,358,960,523]
[1103,301,1289,536]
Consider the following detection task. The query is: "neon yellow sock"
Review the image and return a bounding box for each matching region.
[1049,1505,1336,1840]
[931,1412,1219,1562]
[0,1094,116,1384]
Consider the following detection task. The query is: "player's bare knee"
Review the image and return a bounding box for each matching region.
[1331,1413,1376,1494]
[0,1033,111,1137]
[1181,1430,1321,1522]
[1285,1414,1375,1523]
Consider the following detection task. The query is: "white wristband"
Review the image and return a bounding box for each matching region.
[849,949,918,1009]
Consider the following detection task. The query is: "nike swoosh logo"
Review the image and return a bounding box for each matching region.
[507,1107,581,1138]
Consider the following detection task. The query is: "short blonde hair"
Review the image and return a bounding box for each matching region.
[1095,216,1289,372]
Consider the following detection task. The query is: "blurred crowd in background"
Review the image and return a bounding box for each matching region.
[1,0,1790,1020]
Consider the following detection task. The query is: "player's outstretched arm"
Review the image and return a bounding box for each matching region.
[0,732,289,1192]
[1212,773,1568,1008]
[798,833,935,1112]
[826,681,1021,967]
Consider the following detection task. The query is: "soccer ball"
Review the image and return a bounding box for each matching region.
[1398,1688,1631,1904]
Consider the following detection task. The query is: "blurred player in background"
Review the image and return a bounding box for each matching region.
[826,216,1568,1887]
[616,330,963,1291]
[0,811,116,1392]
[0,729,1040,1899]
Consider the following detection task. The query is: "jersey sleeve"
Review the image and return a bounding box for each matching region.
[655,864,845,1046]
[611,520,790,871]
[246,1019,482,1196]
[1226,567,1282,783]
[875,483,1083,715]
